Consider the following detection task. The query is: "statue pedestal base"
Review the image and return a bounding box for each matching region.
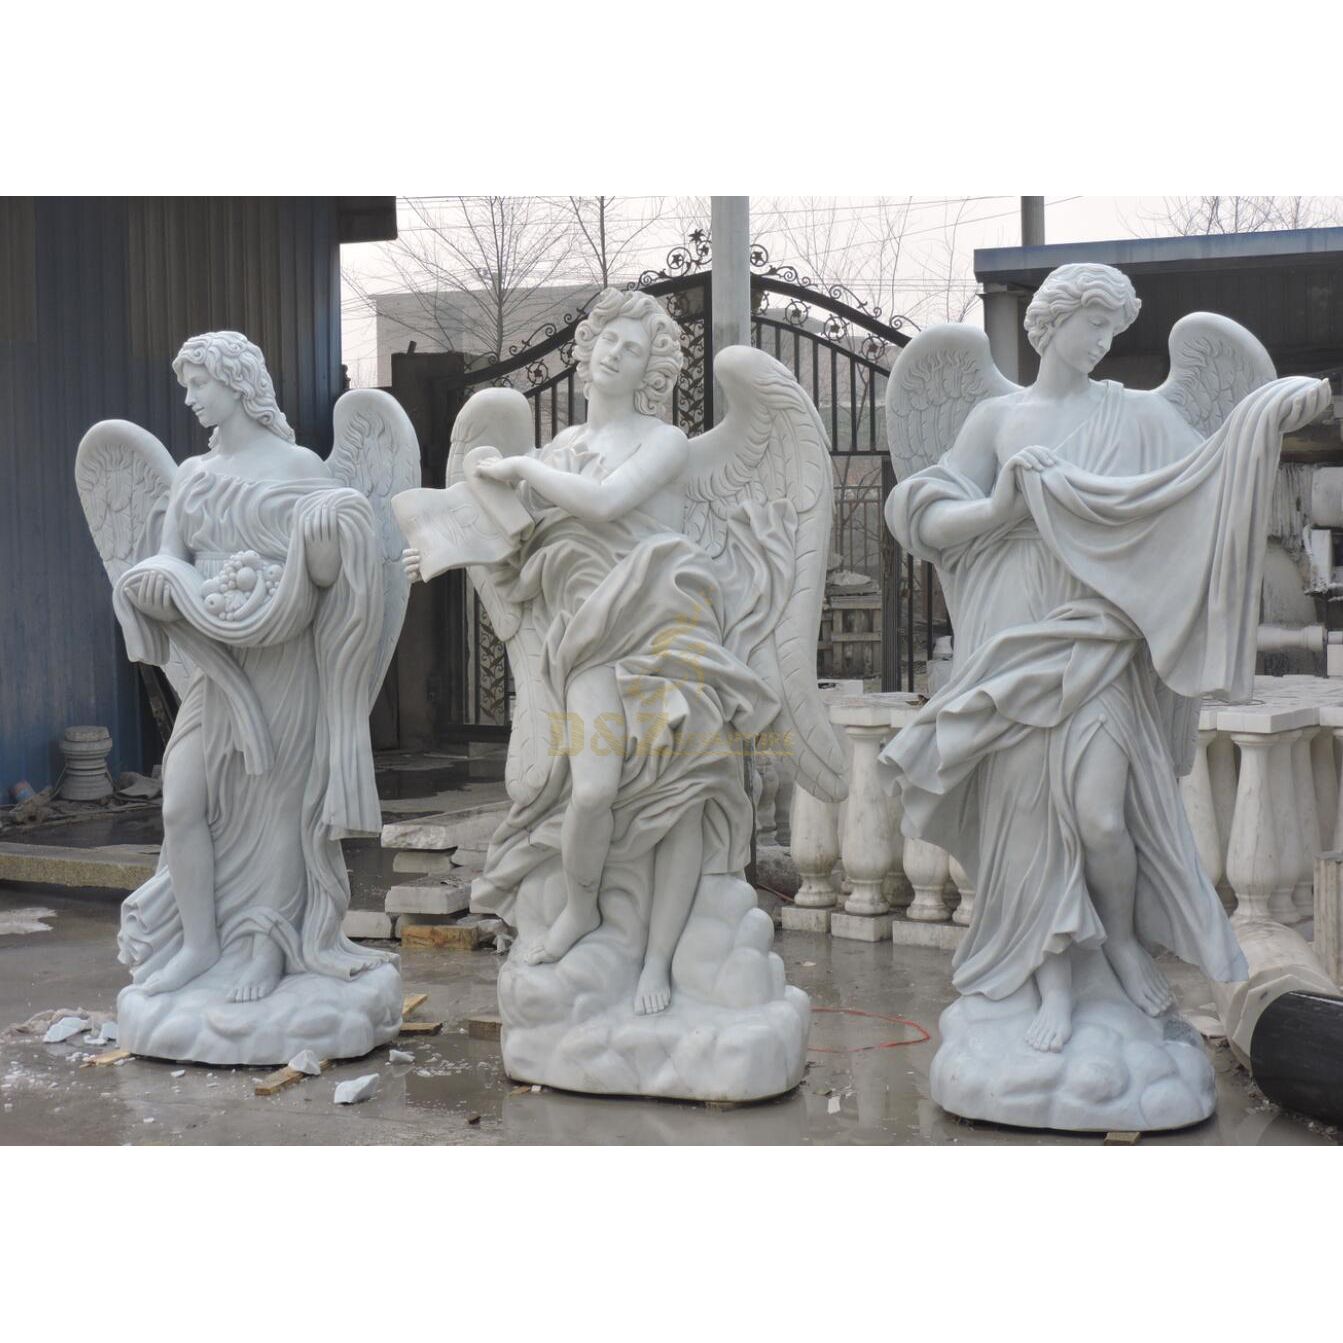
[493,862,810,1103]
[931,951,1215,1133]
[118,955,403,1067]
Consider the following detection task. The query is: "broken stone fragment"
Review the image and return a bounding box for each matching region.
[288,1049,323,1076]
[387,1049,414,1064]
[333,1074,381,1104]
[43,1015,89,1043]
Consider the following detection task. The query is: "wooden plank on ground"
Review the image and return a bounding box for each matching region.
[402,992,428,1016]
[400,923,487,951]
[1103,1130,1141,1145]
[254,1058,332,1096]
[398,1020,443,1036]
[80,1049,131,1068]
[467,1014,502,1041]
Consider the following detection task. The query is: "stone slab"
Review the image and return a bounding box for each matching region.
[380,801,509,852]
[384,879,471,916]
[890,917,966,952]
[341,910,394,941]
[830,911,893,942]
[391,851,457,876]
[0,842,158,892]
[781,905,832,934]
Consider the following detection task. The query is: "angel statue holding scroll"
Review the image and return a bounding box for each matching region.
[396,287,846,1101]
[881,262,1331,1132]
[76,331,418,1065]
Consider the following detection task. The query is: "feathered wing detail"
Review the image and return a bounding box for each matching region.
[447,388,554,806]
[327,389,421,698]
[684,346,849,804]
[885,324,1020,479]
[75,419,192,698]
[1155,311,1277,437]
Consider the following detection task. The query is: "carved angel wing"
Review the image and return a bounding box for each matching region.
[1155,312,1277,437]
[885,324,1020,480]
[684,346,848,804]
[328,389,421,698]
[447,388,555,806]
[75,420,192,698]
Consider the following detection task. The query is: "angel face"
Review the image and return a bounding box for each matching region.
[1047,301,1125,377]
[587,317,653,401]
[179,363,242,430]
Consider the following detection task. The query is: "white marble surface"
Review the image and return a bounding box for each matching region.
[78,331,416,1065]
[881,263,1331,1132]
[397,289,847,1100]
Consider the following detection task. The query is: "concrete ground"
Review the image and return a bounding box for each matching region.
[0,882,1334,1146]
[0,754,1336,1146]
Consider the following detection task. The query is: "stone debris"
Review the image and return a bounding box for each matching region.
[115,771,162,799]
[287,1049,323,1076]
[387,1049,414,1064]
[84,1021,118,1046]
[333,1074,381,1105]
[43,1015,90,1044]
[171,1069,186,1079]
[0,906,57,937]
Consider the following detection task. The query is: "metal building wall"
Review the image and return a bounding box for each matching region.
[0,197,345,790]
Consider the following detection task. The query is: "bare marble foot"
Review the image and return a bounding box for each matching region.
[1104,938,1173,1015]
[141,939,221,996]
[523,902,601,966]
[1025,988,1073,1053]
[227,936,285,1004]
[634,955,672,1015]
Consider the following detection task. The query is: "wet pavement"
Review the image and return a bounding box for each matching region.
[1,877,1336,1146]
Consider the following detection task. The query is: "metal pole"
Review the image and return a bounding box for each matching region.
[1021,196,1045,247]
[710,195,750,425]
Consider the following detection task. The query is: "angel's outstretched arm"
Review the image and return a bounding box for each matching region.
[478,426,688,525]
[907,403,1026,549]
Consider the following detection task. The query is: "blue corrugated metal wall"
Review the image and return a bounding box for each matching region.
[0,197,343,790]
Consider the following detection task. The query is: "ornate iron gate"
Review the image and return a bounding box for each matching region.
[439,234,946,736]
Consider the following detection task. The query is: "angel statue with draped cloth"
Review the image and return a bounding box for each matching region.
[881,262,1331,1131]
[76,331,419,1065]
[395,287,847,1101]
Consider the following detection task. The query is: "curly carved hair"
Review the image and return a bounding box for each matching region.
[1023,263,1141,355]
[573,288,684,416]
[172,330,295,446]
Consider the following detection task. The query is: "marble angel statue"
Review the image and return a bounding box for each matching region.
[75,331,418,1065]
[881,262,1332,1131]
[396,287,846,1101]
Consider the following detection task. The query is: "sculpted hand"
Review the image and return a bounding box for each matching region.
[1008,445,1058,474]
[131,571,179,622]
[987,459,1029,526]
[402,547,422,583]
[1278,379,1333,433]
[474,456,528,486]
[304,501,341,587]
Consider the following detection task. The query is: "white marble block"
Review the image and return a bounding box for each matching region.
[79,332,417,1065]
[394,291,850,1101]
[880,264,1331,1132]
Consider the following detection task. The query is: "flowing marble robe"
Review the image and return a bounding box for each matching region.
[881,378,1318,1000]
[470,434,791,922]
[112,467,389,983]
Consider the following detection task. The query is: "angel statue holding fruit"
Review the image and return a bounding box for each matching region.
[881,261,1332,1131]
[395,287,847,1101]
[76,330,418,1065]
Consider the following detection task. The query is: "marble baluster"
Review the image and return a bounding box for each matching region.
[755,742,779,846]
[790,786,840,910]
[904,837,951,923]
[949,855,976,927]
[1310,728,1337,853]
[883,789,913,912]
[1291,732,1321,921]
[1268,732,1306,925]
[1333,727,1343,853]
[839,724,896,920]
[1226,734,1283,923]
